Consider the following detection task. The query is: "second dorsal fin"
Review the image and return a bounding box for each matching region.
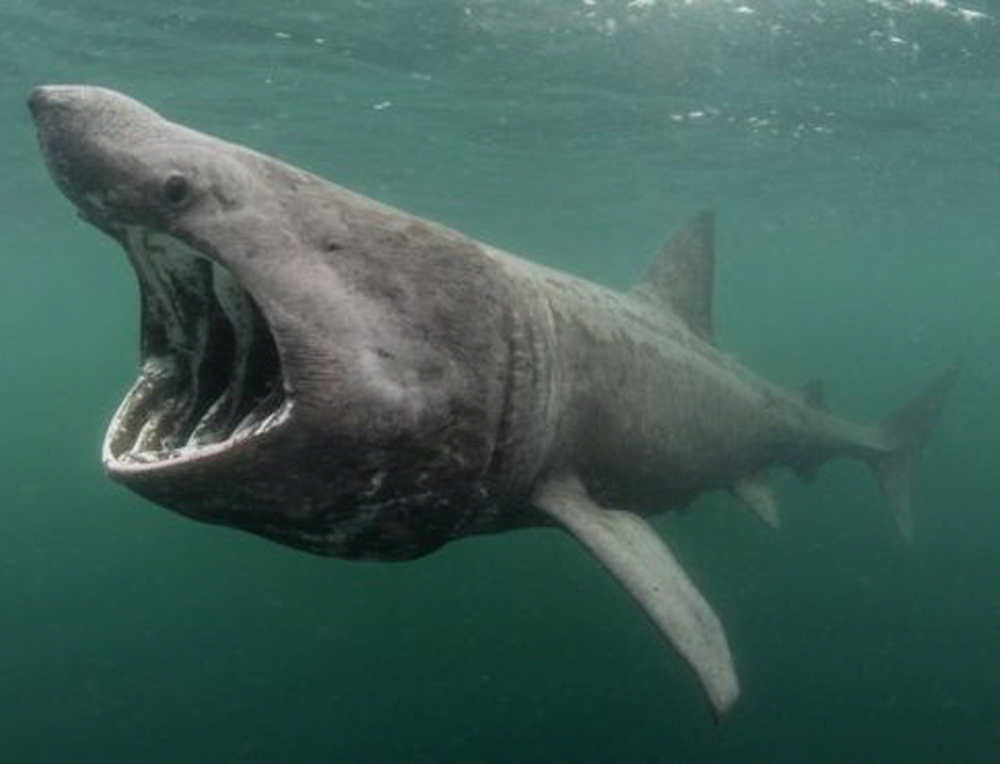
[635,210,715,341]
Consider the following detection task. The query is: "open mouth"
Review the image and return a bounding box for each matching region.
[104,227,290,468]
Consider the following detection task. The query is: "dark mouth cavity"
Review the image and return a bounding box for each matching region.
[106,228,288,465]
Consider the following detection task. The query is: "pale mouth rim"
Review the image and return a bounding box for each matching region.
[102,227,292,474]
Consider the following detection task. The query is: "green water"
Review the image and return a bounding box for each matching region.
[2,1,997,761]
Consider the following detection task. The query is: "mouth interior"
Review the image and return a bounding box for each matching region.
[106,228,289,465]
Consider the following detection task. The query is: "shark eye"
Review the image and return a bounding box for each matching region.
[162,173,192,208]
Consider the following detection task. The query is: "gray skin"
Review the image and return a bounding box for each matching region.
[29,85,956,718]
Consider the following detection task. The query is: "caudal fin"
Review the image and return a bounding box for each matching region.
[871,364,960,541]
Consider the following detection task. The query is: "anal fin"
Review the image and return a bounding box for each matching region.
[534,475,739,718]
[732,472,780,529]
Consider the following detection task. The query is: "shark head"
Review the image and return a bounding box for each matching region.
[29,85,521,558]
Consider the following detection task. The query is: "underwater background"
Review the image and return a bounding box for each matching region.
[1,1,997,761]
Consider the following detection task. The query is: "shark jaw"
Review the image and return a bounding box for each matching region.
[103,226,292,473]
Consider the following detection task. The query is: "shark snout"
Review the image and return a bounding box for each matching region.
[29,84,72,115]
[27,85,93,134]
[28,85,100,161]
[28,85,106,205]
[28,84,170,218]
[29,84,162,145]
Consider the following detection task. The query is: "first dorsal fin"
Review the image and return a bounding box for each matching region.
[635,210,715,341]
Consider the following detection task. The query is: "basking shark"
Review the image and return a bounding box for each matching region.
[29,85,956,716]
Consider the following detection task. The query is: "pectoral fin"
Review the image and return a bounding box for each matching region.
[534,475,739,717]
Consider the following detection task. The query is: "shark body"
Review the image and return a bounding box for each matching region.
[29,85,956,716]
